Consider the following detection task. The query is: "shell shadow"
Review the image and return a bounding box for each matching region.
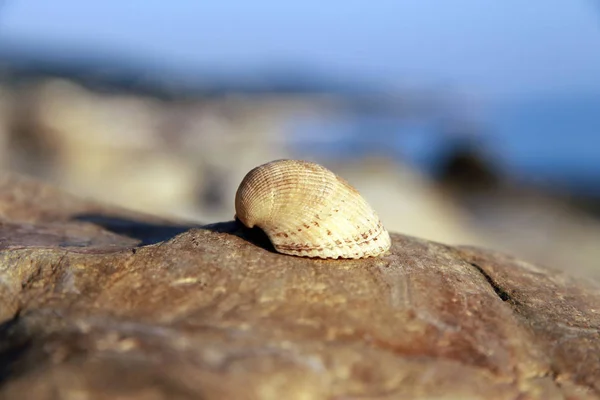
[201,219,277,254]
[72,214,199,246]
[0,313,32,387]
[73,214,276,253]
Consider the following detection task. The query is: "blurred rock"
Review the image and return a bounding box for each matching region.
[436,139,502,193]
[459,190,600,281]
[1,172,600,399]
[3,80,295,222]
[0,87,10,170]
[435,141,600,279]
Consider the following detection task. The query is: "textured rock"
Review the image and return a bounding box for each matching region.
[0,172,599,399]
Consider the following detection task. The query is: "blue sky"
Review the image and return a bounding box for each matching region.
[2,1,600,101]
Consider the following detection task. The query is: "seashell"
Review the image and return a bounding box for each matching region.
[235,159,391,259]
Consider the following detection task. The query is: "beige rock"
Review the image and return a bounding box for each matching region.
[0,172,599,399]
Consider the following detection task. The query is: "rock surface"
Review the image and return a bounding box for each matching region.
[0,172,599,399]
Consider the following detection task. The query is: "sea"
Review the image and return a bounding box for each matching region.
[288,93,600,197]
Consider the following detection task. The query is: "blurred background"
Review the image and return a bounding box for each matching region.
[0,1,599,277]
